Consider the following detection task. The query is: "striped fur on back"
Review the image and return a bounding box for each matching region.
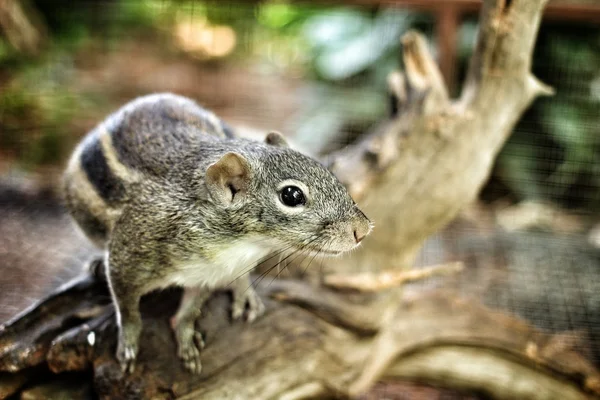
[63,93,234,247]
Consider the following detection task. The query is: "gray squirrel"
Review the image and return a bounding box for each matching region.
[62,93,371,374]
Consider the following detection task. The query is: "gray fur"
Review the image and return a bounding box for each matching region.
[62,93,371,374]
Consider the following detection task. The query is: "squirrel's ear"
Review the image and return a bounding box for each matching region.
[205,152,251,206]
[265,131,289,148]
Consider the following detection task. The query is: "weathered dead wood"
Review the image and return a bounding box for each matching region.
[0,273,598,399]
[324,262,464,292]
[326,0,554,273]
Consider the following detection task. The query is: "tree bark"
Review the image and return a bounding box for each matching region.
[326,0,553,273]
[1,274,598,399]
[1,0,597,399]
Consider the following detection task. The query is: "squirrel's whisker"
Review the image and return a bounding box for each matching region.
[267,246,310,288]
[253,237,318,289]
[252,246,302,289]
[264,236,322,288]
[300,246,321,278]
[227,243,296,288]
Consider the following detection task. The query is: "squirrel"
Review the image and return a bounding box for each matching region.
[62,93,372,374]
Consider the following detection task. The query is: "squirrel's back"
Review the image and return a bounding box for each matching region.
[63,93,235,247]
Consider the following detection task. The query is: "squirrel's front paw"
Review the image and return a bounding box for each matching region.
[116,337,138,374]
[175,321,205,374]
[231,284,265,322]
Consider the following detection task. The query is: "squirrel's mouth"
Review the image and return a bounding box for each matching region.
[317,249,343,256]
[281,239,349,258]
[301,245,343,257]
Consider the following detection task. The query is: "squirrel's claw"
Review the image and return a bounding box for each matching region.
[175,320,205,374]
[115,315,141,374]
[116,340,138,374]
[179,340,202,374]
[194,331,206,350]
[231,284,265,322]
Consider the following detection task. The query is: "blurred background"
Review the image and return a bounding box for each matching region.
[1,0,600,206]
[0,0,599,397]
[1,0,599,207]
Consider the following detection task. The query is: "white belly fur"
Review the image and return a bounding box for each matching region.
[168,239,272,289]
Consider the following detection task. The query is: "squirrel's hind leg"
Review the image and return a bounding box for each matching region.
[171,286,211,374]
[106,237,145,374]
[108,277,143,374]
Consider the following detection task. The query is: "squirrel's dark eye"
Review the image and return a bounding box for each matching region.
[280,186,306,207]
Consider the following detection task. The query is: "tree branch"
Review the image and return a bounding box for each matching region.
[326,0,554,274]
[1,274,598,399]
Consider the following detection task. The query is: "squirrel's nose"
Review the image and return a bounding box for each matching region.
[352,215,371,244]
[354,229,365,243]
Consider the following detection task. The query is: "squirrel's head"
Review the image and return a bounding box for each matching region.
[204,132,372,256]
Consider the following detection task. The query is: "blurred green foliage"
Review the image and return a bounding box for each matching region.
[0,1,598,211]
[492,24,600,209]
[0,82,76,166]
